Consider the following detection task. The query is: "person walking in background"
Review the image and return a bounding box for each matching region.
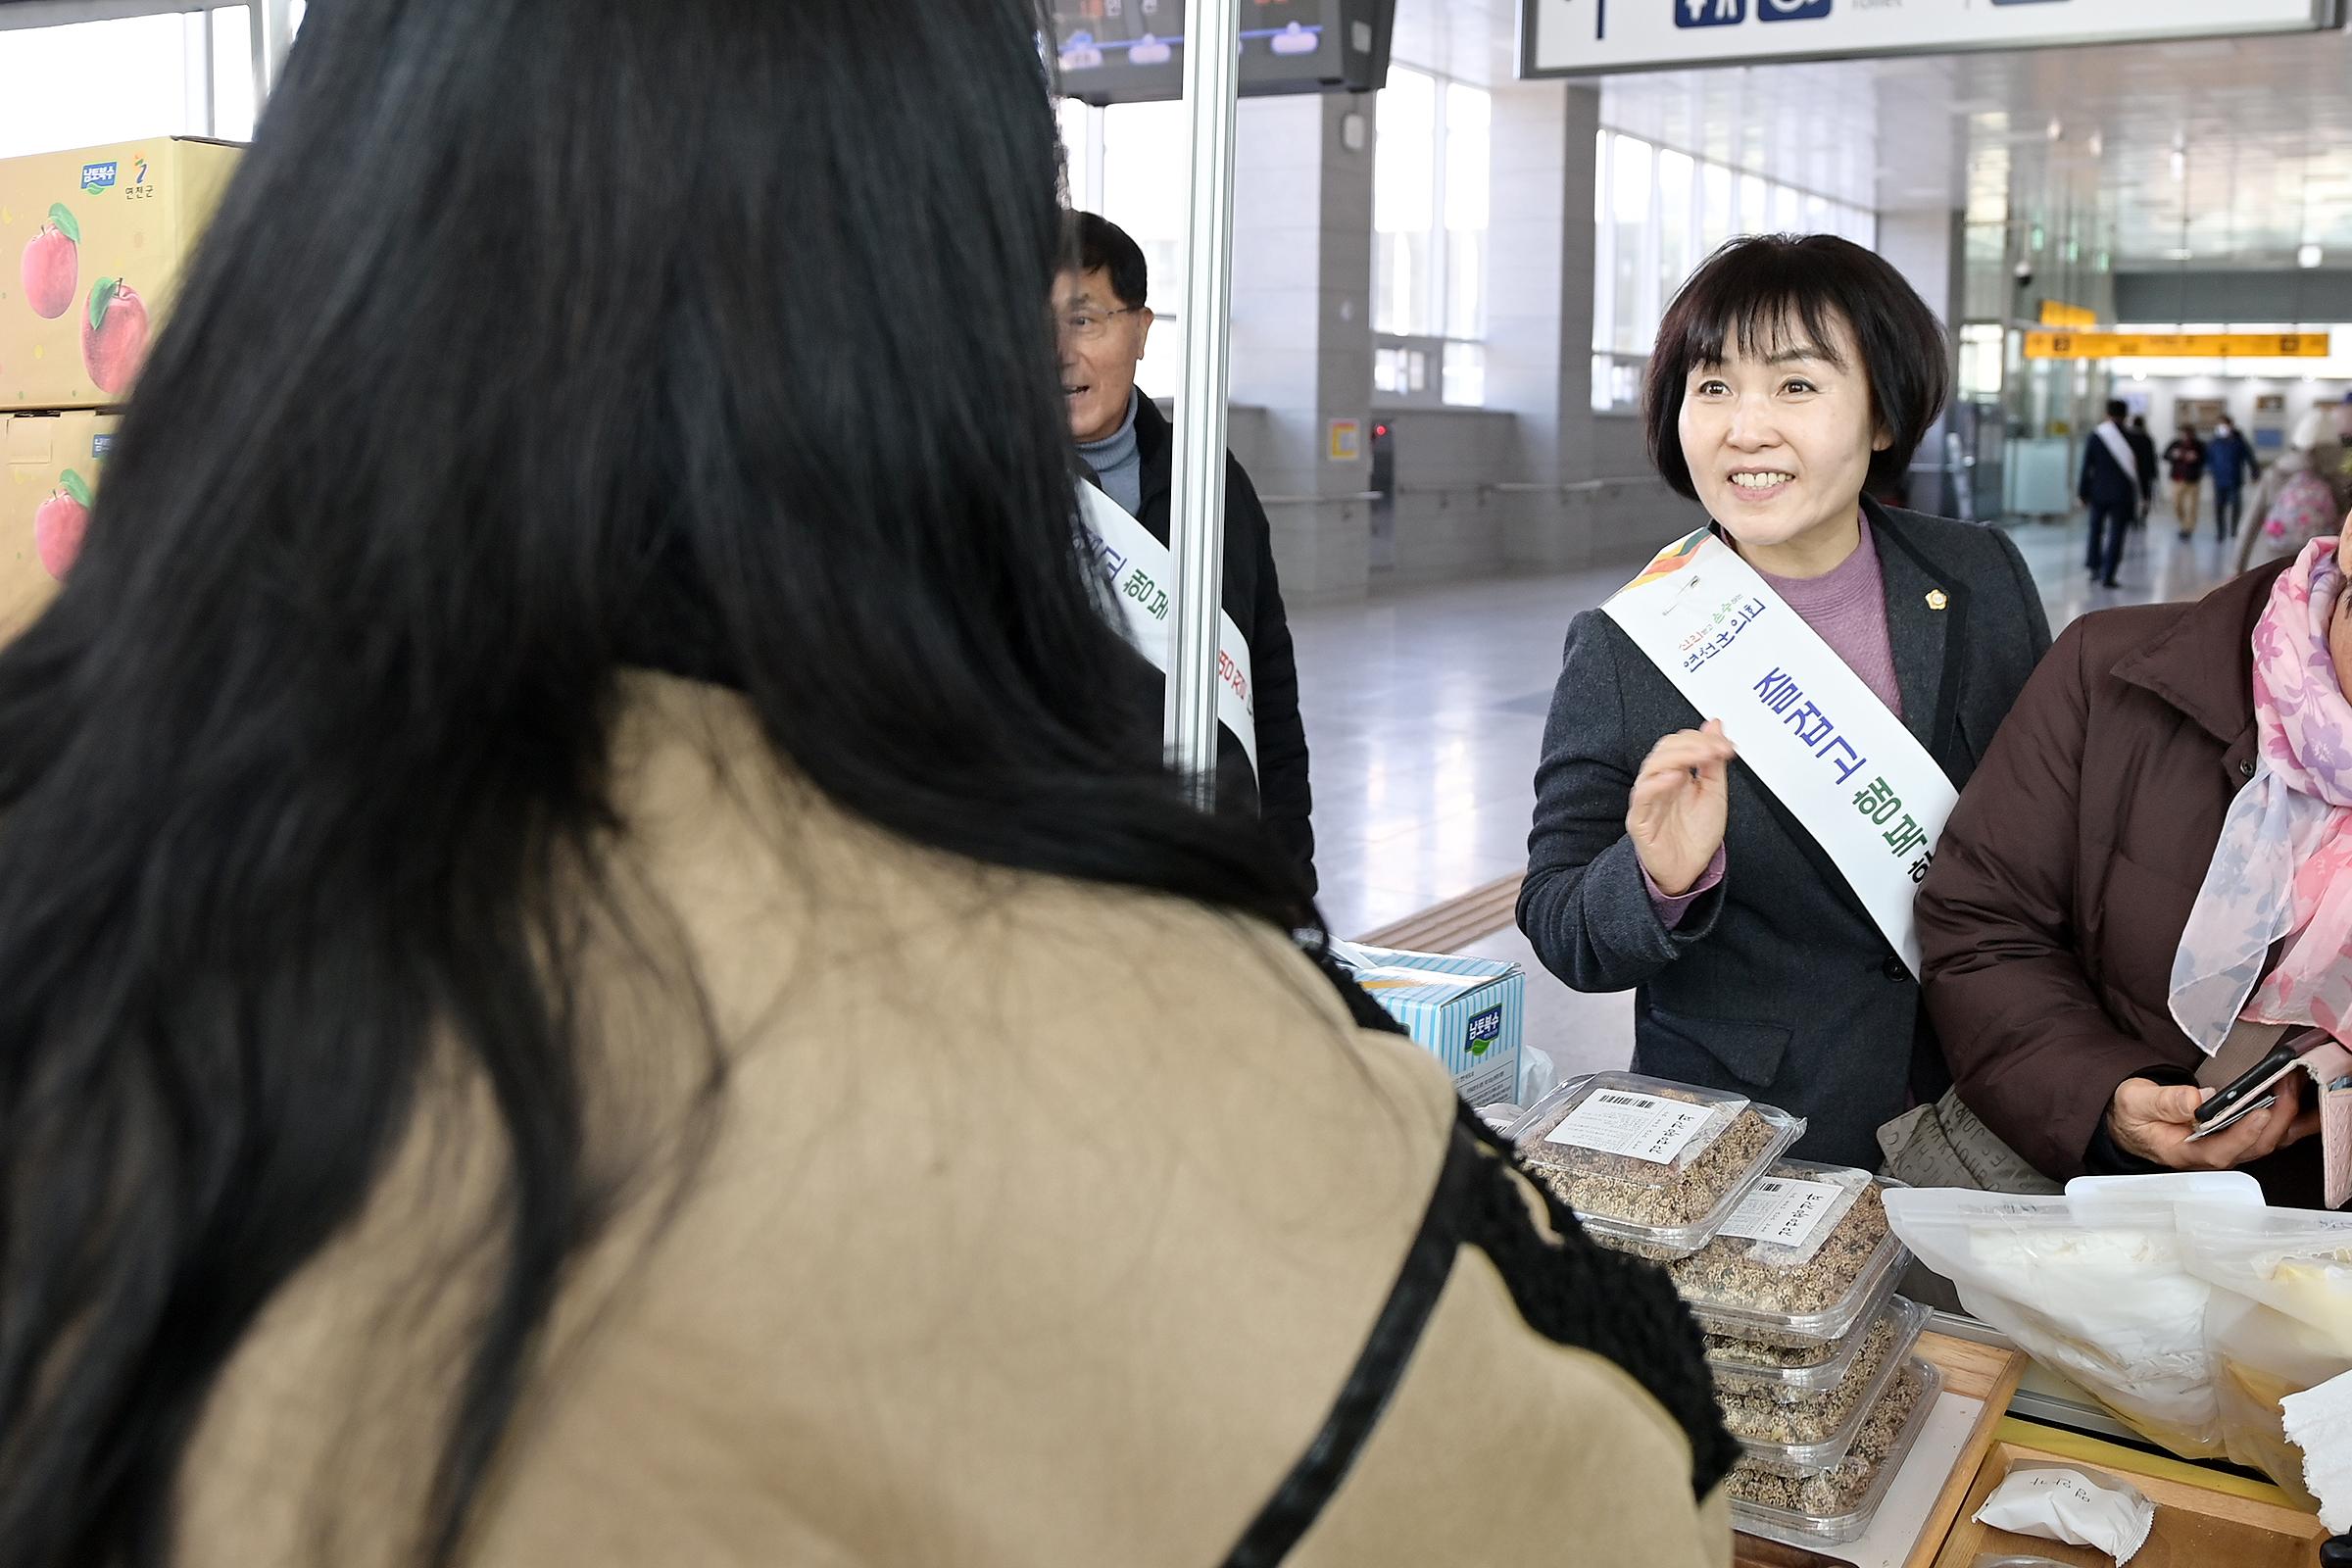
[2164,423,2208,540]
[2238,409,2352,575]
[2127,415,2160,527]
[2082,400,2142,588]
[1057,212,1316,890]
[2206,414,2259,541]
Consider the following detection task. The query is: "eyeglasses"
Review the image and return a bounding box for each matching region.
[1056,305,1143,344]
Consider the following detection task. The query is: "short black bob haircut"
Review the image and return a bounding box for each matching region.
[1642,233,1949,502]
[1063,210,1151,312]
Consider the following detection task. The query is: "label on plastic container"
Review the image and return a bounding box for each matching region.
[1719,1176,1845,1251]
[1544,1089,1719,1165]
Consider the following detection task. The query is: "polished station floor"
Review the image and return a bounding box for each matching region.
[1293,514,2250,1089]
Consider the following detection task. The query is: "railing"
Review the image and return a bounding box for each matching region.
[1252,475,1659,506]
[1254,490,1384,506]
[1384,475,1663,501]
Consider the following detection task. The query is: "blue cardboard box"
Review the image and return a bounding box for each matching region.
[1331,941,1525,1107]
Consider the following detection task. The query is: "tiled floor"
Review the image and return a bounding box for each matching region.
[1295,513,2252,1091]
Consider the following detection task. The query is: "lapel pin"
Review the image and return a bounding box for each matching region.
[1925,589,1949,612]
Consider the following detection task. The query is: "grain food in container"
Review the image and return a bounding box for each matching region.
[1506,1072,1801,1261]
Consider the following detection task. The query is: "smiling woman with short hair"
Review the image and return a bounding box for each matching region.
[1516,233,2052,1169]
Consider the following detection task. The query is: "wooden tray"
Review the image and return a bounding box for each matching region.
[1899,1332,2030,1568]
[1929,1419,2328,1567]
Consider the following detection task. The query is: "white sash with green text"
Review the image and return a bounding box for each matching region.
[1602,528,1956,977]
[1076,479,1259,778]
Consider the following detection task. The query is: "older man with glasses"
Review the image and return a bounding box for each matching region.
[1057,211,1315,891]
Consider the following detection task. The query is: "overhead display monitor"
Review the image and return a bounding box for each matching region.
[1520,0,2345,79]
[1053,0,1396,106]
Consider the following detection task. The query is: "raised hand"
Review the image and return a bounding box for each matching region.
[1627,719,1737,898]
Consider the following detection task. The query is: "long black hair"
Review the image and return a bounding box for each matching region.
[0,2,1314,1563]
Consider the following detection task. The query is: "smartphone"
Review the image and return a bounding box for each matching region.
[2185,1091,2281,1143]
[2188,1034,2323,1142]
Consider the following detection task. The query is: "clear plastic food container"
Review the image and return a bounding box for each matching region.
[1728,1357,1942,1546]
[1704,1325,1850,1379]
[1676,1161,1911,1349]
[1705,1286,1894,1392]
[1506,1072,1803,1261]
[1723,1298,1928,1467]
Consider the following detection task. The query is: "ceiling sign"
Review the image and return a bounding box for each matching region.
[2038,301,2097,329]
[2023,331,2333,360]
[1521,0,2344,79]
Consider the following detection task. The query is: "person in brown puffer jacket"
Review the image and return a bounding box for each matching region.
[1917,542,2352,1206]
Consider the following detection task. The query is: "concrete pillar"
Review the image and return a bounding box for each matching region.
[1228,92,1376,604]
[1485,80,1683,573]
[1878,207,1968,514]
[1485,79,1592,496]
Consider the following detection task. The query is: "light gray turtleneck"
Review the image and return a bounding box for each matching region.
[1078,389,1144,517]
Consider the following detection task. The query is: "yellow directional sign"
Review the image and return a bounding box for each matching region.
[2038,301,2098,329]
[2024,331,2332,360]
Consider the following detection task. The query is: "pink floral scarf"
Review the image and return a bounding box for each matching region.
[2173,539,2352,1050]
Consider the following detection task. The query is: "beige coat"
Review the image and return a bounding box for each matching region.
[177,674,1730,1567]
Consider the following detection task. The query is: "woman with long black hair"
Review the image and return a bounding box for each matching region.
[0,2,1729,1565]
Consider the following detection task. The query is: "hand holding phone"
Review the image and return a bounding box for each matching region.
[2189,1040,2308,1142]
[2108,1074,2317,1172]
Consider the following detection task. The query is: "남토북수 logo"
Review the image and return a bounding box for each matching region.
[1466,1005,1504,1059]
[80,161,118,194]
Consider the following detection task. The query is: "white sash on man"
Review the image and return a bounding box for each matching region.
[1075,479,1259,778]
[2094,419,2140,488]
[1602,528,1957,977]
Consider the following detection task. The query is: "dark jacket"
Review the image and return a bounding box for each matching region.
[2079,425,2141,511]
[2079,422,2154,510]
[2165,435,2207,485]
[1517,503,2052,1169]
[2126,426,2159,507]
[1916,559,2322,1205]
[2207,427,2258,491]
[1127,393,1315,889]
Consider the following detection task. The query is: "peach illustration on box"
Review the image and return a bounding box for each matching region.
[33,468,90,580]
[81,278,147,396]
[20,205,79,320]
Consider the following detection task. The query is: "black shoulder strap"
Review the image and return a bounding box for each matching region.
[1217,1122,1481,1567]
[1219,1109,1733,1566]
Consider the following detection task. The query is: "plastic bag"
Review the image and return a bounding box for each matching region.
[2180,1203,2352,1346]
[2174,1203,2352,1502]
[1885,1188,2234,1457]
[2206,1295,2352,1508]
[1516,1044,1557,1108]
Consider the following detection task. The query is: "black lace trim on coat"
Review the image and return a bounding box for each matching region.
[1218,1104,1733,1566]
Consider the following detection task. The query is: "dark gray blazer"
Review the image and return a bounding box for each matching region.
[1516,503,2052,1169]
